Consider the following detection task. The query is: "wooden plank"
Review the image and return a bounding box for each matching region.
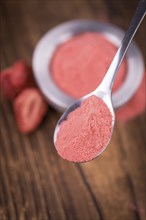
[0,0,145,220]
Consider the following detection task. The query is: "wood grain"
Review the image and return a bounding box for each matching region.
[0,1,145,220]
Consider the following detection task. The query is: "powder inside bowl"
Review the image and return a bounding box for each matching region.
[55,95,113,162]
[51,32,127,98]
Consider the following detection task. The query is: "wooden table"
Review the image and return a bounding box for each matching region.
[0,1,145,220]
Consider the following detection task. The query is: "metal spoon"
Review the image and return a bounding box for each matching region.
[54,0,146,158]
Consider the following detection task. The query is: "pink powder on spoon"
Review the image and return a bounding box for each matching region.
[55,95,113,162]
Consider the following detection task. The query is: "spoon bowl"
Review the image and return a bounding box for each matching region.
[54,89,115,159]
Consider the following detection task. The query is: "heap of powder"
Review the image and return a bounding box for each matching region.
[55,95,112,162]
[51,32,127,98]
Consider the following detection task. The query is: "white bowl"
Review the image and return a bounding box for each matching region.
[32,20,145,112]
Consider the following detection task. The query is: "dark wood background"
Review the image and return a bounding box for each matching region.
[0,0,146,220]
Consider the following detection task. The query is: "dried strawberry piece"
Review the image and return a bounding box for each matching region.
[13,88,48,133]
[0,60,35,100]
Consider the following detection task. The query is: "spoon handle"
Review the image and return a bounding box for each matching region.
[98,0,146,93]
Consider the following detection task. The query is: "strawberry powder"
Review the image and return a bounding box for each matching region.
[55,95,112,162]
[51,32,127,98]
